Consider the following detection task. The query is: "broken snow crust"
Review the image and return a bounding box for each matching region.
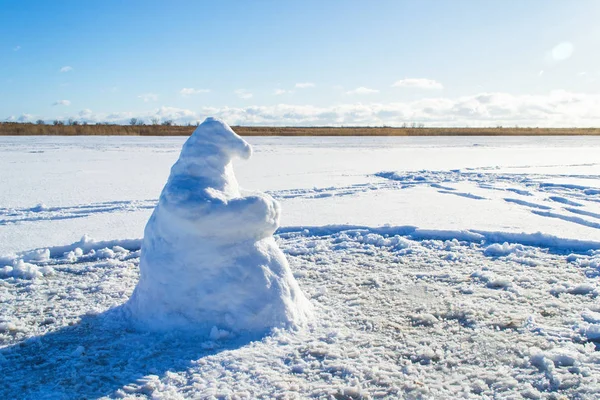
[2,230,600,398]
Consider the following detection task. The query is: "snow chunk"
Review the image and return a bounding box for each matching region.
[584,325,600,341]
[483,242,524,257]
[582,310,600,324]
[567,283,596,296]
[357,233,412,250]
[22,248,50,263]
[0,260,54,280]
[410,313,438,326]
[95,247,115,259]
[287,240,328,256]
[125,117,312,335]
[531,349,579,370]
[0,321,17,332]
[471,270,512,290]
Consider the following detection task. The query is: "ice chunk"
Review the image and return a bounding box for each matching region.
[124,117,312,336]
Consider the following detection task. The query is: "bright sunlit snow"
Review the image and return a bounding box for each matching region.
[1,133,600,398]
[124,118,312,335]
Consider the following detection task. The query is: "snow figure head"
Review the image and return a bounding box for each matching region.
[125,117,312,336]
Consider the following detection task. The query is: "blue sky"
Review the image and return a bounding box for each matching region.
[1,0,599,126]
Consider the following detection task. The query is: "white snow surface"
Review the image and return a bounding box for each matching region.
[124,118,312,334]
[1,134,600,398]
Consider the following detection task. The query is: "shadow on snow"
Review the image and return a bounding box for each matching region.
[0,307,257,399]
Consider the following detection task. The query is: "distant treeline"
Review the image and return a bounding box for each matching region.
[1,122,600,136]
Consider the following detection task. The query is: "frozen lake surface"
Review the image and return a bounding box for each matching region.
[1,135,600,398]
[1,135,600,255]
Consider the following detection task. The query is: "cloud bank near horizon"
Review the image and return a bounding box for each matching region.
[7,90,600,127]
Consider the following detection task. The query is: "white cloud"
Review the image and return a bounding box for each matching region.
[551,41,574,61]
[234,89,253,99]
[32,91,600,127]
[17,114,33,122]
[52,100,71,106]
[391,78,443,90]
[346,87,379,95]
[79,109,93,118]
[274,89,292,95]
[13,45,21,51]
[60,66,73,73]
[180,88,210,96]
[295,82,315,89]
[155,106,199,121]
[138,93,158,102]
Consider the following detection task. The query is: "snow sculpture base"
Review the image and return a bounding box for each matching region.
[124,117,312,336]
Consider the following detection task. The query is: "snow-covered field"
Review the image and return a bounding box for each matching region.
[1,135,600,399]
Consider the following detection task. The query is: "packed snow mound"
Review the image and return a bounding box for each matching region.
[124,117,312,335]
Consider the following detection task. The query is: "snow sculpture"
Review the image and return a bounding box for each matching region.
[125,117,312,336]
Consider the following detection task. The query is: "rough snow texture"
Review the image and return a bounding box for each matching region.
[124,118,312,335]
[1,230,600,398]
[2,135,600,398]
